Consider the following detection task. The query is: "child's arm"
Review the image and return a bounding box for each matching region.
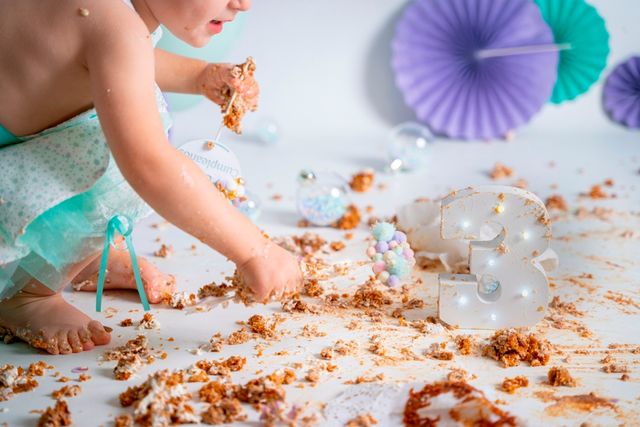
[153,48,258,108]
[83,11,298,301]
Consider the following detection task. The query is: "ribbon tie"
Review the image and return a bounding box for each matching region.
[96,215,150,312]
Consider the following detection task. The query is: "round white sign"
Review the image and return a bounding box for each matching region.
[177,139,242,185]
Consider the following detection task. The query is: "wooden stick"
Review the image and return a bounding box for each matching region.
[215,60,252,142]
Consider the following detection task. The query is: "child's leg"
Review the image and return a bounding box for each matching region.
[0,252,111,355]
[71,246,176,304]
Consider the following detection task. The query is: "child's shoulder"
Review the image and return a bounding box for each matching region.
[75,0,151,49]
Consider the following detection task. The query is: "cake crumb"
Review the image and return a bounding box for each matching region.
[545,195,568,211]
[548,367,576,387]
[119,370,199,425]
[51,385,81,400]
[153,244,173,258]
[425,342,454,361]
[454,335,475,356]
[586,185,610,199]
[330,241,346,251]
[483,329,552,367]
[114,414,133,427]
[346,413,378,427]
[333,205,361,230]
[489,163,513,180]
[201,398,247,424]
[501,376,529,394]
[119,318,133,327]
[137,313,161,330]
[227,328,250,345]
[349,170,375,192]
[37,399,72,427]
[404,381,516,426]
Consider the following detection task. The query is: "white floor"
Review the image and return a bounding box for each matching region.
[1,118,639,426]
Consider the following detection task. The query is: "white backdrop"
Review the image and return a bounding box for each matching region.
[172,0,640,145]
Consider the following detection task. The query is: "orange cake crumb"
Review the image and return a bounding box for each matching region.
[349,169,375,192]
[483,329,552,367]
[333,204,361,230]
[454,335,475,356]
[51,385,81,400]
[201,398,247,424]
[501,376,529,394]
[489,163,513,180]
[346,413,378,427]
[404,381,516,427]
[37,399,72,427]
[547,366,576,387]
[153,243,173,258]
[114,413,133,427]
[545,195,568,211]
[228,328,251,345]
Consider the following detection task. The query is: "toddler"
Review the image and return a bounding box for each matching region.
[0,0,302,355]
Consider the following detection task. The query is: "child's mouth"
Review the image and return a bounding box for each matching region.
[207,20,224,35]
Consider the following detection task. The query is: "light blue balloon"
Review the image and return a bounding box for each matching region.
[156,14,246,111]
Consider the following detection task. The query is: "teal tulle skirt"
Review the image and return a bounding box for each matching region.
[0,160,153,300]
[0,105,171,301]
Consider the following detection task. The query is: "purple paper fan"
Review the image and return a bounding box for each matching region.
[603,56,640,130]
[391,0,559,140]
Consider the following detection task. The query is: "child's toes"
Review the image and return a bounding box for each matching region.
[56,330,73,354]
[78,328,95,351]
[67,329,83,353]
[88,321,111,346]
[40,329,60,355]
[144,275,175,303]
[165,275,176,294]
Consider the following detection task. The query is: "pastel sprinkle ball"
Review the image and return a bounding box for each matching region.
[372,222,396,242]
[367,222,415,287]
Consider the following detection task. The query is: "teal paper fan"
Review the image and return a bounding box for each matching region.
[534,0,610,104]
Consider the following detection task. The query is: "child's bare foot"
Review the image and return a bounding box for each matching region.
[71,248,176,303]
[0,282,111,355]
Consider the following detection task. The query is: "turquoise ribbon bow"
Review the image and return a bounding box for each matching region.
[96,215,150,312]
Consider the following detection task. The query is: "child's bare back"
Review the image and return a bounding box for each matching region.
[0,0,140,136]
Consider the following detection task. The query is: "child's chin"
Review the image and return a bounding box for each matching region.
[179,34,211,49]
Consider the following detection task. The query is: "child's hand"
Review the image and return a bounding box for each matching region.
[237,241,302,303]
[198,63,259,110]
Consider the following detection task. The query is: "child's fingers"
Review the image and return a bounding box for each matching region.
[244,83,259,99]
[251,286,270,304]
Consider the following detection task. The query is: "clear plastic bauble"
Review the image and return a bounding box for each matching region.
[387,122,434,172]
[296,170,350,226]
[252,117,280,145]
[234,190,262,223]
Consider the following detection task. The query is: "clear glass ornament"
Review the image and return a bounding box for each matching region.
[235,190,262,222]
[253,117,280,145]
[387,122,433,172]
[296,170,350,226]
